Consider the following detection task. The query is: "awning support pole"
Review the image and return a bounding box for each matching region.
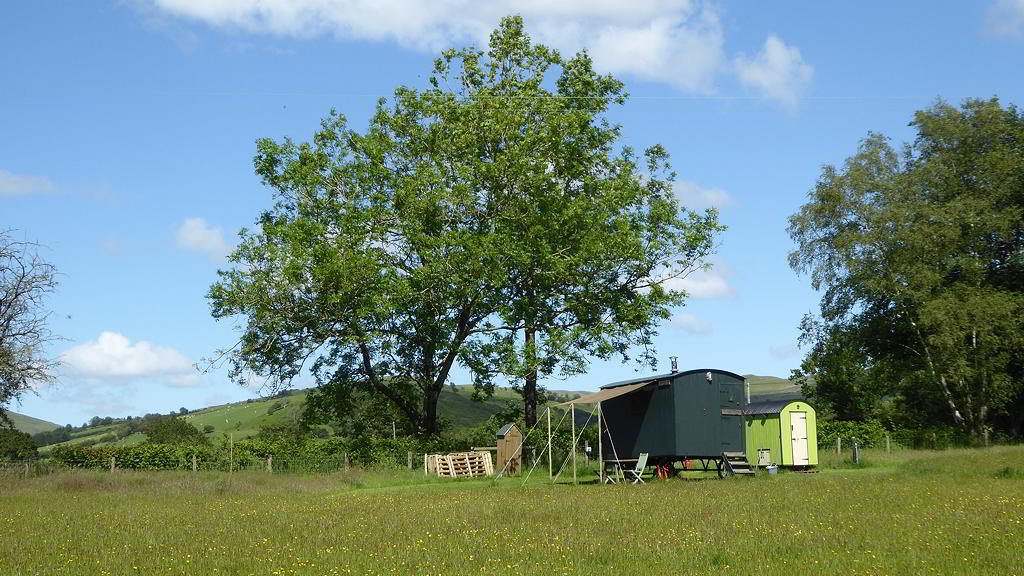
[597,402,603,483]
[547,406,552,480]
[571,401,577,485]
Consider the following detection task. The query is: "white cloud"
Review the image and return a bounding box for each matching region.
[145,1,809,100]
[988,0,1024,36]
[61,332,202,388]
[0,169,58,196]
[660,259,734,299]
[734,35,813,110]
[671,271,733,299]
[674,180,733,211]
[175,217,231,262]
[671,312,712,335]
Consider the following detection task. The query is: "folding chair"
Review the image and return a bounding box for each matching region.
[624,452,649,484]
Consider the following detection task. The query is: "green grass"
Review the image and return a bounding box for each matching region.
[744,374,803,401]
[2,446,1022,575]
[1,410,60,435]
[182,391,312,439]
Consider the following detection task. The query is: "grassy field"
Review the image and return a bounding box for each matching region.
[2,446,1022,575]
[1,410,59,435]
[744,374,803,401]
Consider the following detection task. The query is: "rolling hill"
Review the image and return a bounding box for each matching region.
[2,410,61,435]
[36,385,527,453]
[744,374,804,401]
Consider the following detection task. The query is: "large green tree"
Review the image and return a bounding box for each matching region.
[789,98,1024,439]
[209,16,722,435]
[438,20,721,428]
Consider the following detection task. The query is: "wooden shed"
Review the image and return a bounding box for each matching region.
[496,423,523,476]
[597,369,748,465]
[744,400,818,468]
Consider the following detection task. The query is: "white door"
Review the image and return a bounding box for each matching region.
[791,412,809,465]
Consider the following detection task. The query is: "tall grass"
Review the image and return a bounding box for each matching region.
[1,447,1022,575]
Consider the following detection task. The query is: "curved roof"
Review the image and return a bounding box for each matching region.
[745,399,811,415]
[600,368,747,390]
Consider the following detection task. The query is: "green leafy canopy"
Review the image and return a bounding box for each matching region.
[209,16,723,435]
[789,98,1024,438]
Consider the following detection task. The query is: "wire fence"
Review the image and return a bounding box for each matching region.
[0,459,63,478]
[4,452,431,477]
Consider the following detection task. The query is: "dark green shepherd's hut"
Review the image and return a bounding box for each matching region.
[598,369,748,466]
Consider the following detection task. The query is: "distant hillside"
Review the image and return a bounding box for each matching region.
[1,410,61,435]
[38,385,535,453]
[745,374,805,402]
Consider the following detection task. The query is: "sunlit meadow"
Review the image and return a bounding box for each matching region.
[2,446,1022,575]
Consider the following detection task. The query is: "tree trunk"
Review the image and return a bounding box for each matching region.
[524,327,538,429]
[422,383,441,436]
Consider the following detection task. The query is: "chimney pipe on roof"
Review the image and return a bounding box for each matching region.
[669,356,678,373]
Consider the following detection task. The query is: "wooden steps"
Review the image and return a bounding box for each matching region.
[721,451,754,476]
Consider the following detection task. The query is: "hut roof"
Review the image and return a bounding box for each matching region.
[496,423,520,438]
[599,368,747,390]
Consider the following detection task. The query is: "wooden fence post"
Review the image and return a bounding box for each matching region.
[984,429,990,447]
[931,432,937,450]
[266,455,273,473]
[407,452,413,470]
[836,437,842,457]
[343,452,349,469]
[885,434,891,453]
[110,456,116,473]
[192,454,197,473]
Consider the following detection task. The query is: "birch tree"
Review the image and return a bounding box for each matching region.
[789,98,1024,439]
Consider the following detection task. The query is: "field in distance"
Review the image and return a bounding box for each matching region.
[1,411,59,436]
[1,445,1020,575]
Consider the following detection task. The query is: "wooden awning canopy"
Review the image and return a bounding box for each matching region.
[555,380,652,406]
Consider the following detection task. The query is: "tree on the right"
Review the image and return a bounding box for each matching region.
[789,98,1024,439]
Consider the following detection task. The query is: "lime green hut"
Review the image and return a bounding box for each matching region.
[744,400,817,468]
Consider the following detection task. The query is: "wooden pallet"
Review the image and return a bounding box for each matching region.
[424,451,494,478]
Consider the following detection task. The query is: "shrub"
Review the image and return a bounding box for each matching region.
[0,428,37,459]
[51,444,218,470]
[142,416,209,445]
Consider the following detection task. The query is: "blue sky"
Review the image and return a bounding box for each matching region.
[4,1,1023,426]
